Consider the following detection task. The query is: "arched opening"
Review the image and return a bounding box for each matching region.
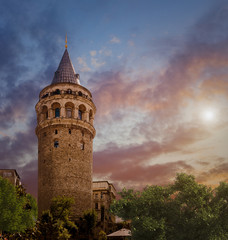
[41,93,48,99]
[52,102,61,118]
[66,89,72,94]
[55,108,60,118]
[89,109,93,124]
[78,91,82,96]
[78,104,86,120]
[65,102,74,118]
[80,142,85,150]
[41,105,48,121]
[54,140,59,148]
[53,89,60,95]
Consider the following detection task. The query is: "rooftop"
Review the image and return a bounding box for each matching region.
[52,48,80,85]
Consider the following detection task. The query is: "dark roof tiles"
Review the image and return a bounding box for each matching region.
[52,49,80,85]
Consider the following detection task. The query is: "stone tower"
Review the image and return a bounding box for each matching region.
[35,42,96,218]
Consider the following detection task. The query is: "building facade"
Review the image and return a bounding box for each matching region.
[93,181,117,233]
[35,44,96,218]
[0,169,21,186]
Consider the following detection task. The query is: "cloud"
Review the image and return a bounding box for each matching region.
[110,36,121,44]
[0,81,40,130]
[99,48,112,56]
[197,160,228,186]
[90,50,97,57]
[0,117,37,169]
[93,122,213,189]
[77,57,91,72]
[128,40,134,46]
[91,57,106,68]
[93,140,195,190]
[90,3,228,128]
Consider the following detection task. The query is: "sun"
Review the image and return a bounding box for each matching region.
[202,109,215,122]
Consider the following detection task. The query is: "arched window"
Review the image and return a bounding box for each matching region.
[89,109,93,124]
[78,91,82,96]
[52,102,61,118]
[66,89,72,94]
[54,140,59,148]
[80,142,84,150]
[78,110,82,120]
[55,108,60,118]
[65,102,74,118]
[78,104,86,121]
[41,106,48,121]
[55,89,60,95]
[66,108,72,118]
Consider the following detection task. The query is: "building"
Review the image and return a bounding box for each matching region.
[0,169,21,186]
[35,39,96,218]
[93,181,117,233]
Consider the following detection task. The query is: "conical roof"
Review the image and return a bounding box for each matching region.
[52,49,80,85]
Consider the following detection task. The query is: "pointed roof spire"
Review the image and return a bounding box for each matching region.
[52,37,80,85]
[65,33,68,49]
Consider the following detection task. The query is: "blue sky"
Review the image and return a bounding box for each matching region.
[0,0,227,197]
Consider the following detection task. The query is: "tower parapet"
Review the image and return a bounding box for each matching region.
[36,45,96,218]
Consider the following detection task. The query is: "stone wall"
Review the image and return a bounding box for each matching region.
[36,82,96,218]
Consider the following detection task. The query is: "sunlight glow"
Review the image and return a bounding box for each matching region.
[202,109,215,122]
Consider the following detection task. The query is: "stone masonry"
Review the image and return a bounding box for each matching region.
[35,48,96,218]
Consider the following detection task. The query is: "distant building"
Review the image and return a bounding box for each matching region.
[0,169,21,186]
[93,181,117,233]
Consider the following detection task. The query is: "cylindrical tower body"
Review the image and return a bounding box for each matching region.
[35,49,96,218]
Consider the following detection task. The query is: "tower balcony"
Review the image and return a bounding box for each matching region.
[36,117,96,138]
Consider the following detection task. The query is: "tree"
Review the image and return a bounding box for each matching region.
[0,177,37,233]
[98,230,107,240]
[81,209,97,240]
[111,173,228,240]
[37,196,78,240]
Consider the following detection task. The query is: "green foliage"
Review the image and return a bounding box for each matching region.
[83,208,97,231]
[0,177,37,233]
[98,230,107,240]
[81,209,97,239]
[37,196,78,240]
[50,196,74,221]
[111,173,228,240]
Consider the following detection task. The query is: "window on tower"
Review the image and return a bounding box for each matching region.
[54,140,59,148]
[78,110,82,120]
[41,105,48,121]
[65,102,74,118]
[66,108,72,118]
[78,104,86,121]
[80,142,84,150]
[89,109,93,123]
[55,89,61,95]
[52,102,61,119]
[55,108,60,118]
[66,89,72,94]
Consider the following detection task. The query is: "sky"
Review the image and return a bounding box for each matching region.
[0,0,228,197]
